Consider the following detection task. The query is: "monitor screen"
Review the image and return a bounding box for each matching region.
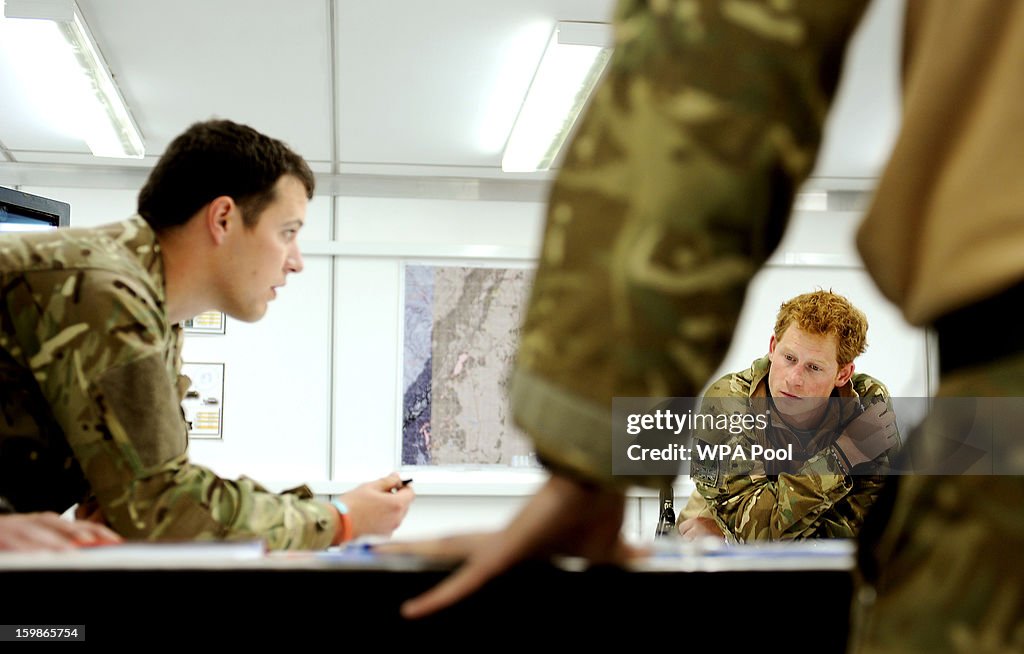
[0,186,71,233]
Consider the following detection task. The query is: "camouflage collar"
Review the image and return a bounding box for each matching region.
[107,216,167,308]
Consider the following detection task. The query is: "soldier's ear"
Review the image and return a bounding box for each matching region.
[205,196,236,245]
[835,362,855,387]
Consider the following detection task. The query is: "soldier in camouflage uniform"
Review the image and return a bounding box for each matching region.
[677,290,899,542]
[398,1,1024,650]
[0,120,413,550]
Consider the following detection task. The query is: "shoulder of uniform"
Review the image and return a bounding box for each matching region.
[851,372,892,401]
[705,370,743,398]
[720,357,765,397]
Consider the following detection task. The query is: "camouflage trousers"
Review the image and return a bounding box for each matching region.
[852,353,1024,653]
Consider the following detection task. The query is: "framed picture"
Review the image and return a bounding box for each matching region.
[181,362,225,439]
[401,263,539,468]
[183,311,226,334]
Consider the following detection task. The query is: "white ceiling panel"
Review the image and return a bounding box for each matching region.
[335,0,615,169]
[0,0,901,190]
[2,0,335,163]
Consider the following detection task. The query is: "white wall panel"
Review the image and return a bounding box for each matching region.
[184,256,332,482]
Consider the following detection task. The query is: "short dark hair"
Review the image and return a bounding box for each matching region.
[137,119,315,232]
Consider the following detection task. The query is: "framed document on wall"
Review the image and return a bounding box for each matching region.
[182,362,225,439]
[401,263,539,468]
[183,311,226,334]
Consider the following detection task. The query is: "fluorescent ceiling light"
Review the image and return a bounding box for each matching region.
[3,0,144,158]
[501,21,612,173]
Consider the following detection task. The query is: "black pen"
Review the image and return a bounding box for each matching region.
[391,478,413,493]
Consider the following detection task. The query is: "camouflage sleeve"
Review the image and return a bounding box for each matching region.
[510,0,871,487]
[697,445,856,542]
[694,383,897,541]
[34,270,335,550]
[821,474,886,538]
[676,490,711,527]
[855,374,904,454]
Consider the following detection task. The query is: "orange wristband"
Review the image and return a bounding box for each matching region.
[331,499,353,543]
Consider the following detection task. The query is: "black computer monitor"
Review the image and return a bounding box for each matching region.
[0,186,71,232]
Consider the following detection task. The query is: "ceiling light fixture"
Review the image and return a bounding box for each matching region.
[3,0,144,158]
[501,21,612,173]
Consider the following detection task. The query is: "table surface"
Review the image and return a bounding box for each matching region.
[0,537,855,571]
[0,539,858,648]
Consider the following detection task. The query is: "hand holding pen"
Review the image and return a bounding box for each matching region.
[391,478,413,493]
[333,473,415,541]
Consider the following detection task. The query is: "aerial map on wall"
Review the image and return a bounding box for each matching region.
[402,264,537,466]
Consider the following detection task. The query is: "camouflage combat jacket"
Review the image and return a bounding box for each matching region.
[691,356,899,542]
[0,217,334,549]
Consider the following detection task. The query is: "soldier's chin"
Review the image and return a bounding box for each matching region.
[774,396,808,415]
[775,396,827,419]
[226,305,267,323]
[774,395,802,407]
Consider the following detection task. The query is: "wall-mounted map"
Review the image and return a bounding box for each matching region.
[402,264,537,466]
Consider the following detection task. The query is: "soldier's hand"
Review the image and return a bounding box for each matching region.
[377,474,641,619]
[836,401,899,467]
[677,516,724,541]
[340,473,415,539]
[0,512,122,551]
